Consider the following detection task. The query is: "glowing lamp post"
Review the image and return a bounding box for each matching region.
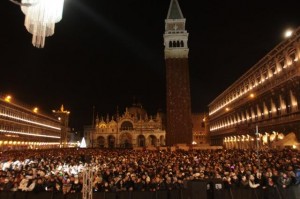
[284,29,293,38]
[11,0,64,48]
[4,95,12,102]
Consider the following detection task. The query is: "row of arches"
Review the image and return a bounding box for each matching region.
[211,89,299,132]
[95,134,165,148]
[223,132,298,150]
[0,105,61,130]
[169,40,184,48]
[210,40,300,115]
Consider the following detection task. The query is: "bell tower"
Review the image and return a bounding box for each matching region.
[164,0,192,146]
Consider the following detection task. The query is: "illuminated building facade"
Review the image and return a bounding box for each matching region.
[0,95,69,150]
[208,28,300,149]
[164,0,193,146]
[52,105,70,147]
[191,113,208,146]
[84,103,166,148]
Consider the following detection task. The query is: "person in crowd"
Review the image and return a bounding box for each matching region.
[33,177,46,192]
[133,176,144,191]
[230,172,240,188]
[69,175,82,193]
[295,168,300,185]
[44,175,56,192]
[277,172,292,189]
[264,177,280,199]
[249,174,260,189]
[103,181,111,192]
[122,174,134,191]
[239,175,249,188]
[93,176,104,192]
[1,178,14,191]
[24,178,36,191]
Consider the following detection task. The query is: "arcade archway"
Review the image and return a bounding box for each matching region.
[148,135,157,146]
[137,135,146,147]
[120,133,132,148]
[108,135,116,148]
[97,136,105,148]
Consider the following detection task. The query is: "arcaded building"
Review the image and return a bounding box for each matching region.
[0,95,70,150]
[85,104,166,148]
[208,27,300,149]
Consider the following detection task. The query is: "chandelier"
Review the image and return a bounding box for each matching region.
[10,0,64,48]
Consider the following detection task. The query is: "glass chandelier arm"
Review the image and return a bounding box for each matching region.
[9,0,37,7]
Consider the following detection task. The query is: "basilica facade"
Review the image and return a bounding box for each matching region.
[84,104,166,148]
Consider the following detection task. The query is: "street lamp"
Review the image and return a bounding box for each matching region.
[4,95,12,102]
[33,107,38,113]
[284,29,293,38]
[10,0,65,48]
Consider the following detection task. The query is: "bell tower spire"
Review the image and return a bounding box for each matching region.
[164,0,189,59]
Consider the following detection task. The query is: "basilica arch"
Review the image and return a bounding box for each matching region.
[137,135,146,147]
[108,135,116,149]
[148,135,158,147]
[120,132,132,148]
[97,136,105,148]
[159,135,165,146]
[120,121,133,131]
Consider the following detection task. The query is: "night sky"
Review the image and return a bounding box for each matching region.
[1,0,300,133]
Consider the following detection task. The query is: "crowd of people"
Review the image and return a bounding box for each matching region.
[0,148,299,194]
